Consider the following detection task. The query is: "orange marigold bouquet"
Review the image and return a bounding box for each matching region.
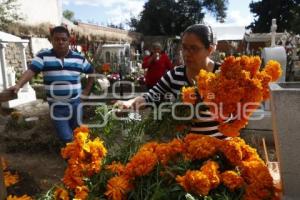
[42,55,282,200]
[194,55,282,137]
[46,127,278,200]
[53,126,107,200]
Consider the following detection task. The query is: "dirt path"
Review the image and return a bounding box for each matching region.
[0,100,67,197]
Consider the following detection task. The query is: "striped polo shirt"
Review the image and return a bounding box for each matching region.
[143,65,227,139]
[30,49,93,102]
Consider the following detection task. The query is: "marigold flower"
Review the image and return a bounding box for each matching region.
[106,161,126,175]
[74,125,89,135]
[74,185,89,200]
[125,150,158,178]
[138,142,159,153]
[243,56,261,77]
[221,171,244,191]
[155,143,173,165]
[169,138,184,154]
[264,60,282,81]
[62,167,84,189]
[54,187,70,200]
[184,134,221,160]
[4,171,19,187]
[176,170,211,196]
[181,86,197,104]
[240,160,273,186]
[200,160,220,189]
[220,138,243,165]
[196,55,281,136]
[61,128,107,189]
[105,176,133,200]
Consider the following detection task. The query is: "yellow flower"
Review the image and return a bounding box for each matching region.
[6,195,32,200]
[54,187,70,200]
[105,176,133,200]
[221,171,244,191]
[264,60,282,81]
[181,86,197,104]
[61,127,107,189]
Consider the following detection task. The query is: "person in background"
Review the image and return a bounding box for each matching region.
[142,42,172,89]
[116,24,226,139]
[8,26,94,143]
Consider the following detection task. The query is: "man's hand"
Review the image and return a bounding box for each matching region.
[7,84,21,94]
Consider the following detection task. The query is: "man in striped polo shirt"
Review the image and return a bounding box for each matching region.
[9,26,94,142]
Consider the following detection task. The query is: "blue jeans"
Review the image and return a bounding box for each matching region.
[49,98,82,143]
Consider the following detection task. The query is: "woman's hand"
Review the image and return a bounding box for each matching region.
[114,96,146,110]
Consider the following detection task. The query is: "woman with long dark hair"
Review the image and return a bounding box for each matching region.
[116,24,225,139]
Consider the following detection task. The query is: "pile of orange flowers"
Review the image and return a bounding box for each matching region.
[54,126,107,200]
[104,134,276,200]
[182,55,282,137]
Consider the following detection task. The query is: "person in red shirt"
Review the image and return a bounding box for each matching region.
[142,42,172,89]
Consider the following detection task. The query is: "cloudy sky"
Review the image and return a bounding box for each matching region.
[62,0,256,28]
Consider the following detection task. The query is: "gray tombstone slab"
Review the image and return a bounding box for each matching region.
[270,82,300,200]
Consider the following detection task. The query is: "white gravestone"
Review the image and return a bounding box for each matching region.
[270,82,300,200]
[0,31,36,108]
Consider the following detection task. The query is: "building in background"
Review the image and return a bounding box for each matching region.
[16,0,63,25]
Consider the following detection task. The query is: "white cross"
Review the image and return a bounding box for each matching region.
[135,50,140,61]
[271,18,277,47]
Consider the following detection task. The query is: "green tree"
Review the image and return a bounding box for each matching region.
[63,9,75,21]
[247,0,300,34]
[129,0,228,36]
[0,0,22,30]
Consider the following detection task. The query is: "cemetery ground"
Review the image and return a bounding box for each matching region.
[0,99,66,197]
[0,98,278,197]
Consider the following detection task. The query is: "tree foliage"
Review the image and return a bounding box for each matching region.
[247,0,300,34]
[129,0,228,36]
[63,9,75,21]
[0,0,22,30]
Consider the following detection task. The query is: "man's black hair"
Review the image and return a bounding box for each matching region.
[50,26,70,37]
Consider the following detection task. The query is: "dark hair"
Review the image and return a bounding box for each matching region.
[50,26,70,37]
[182,24,214,49]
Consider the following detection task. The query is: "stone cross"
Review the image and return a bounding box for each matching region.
[271,18,277,47]
[135,50,140,61]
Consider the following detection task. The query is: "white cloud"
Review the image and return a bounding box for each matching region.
[63,0,144,8]
[105,1,144,25]
[62,0,144,26]
[204,10,253,27]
